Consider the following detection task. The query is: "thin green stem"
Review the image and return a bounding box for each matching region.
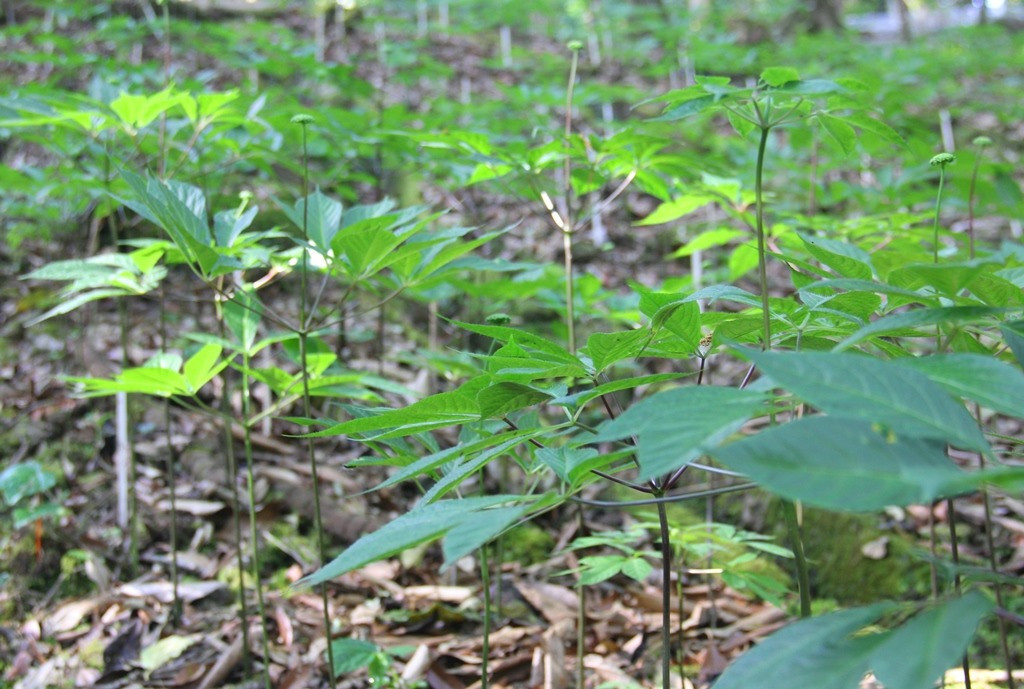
[754,125,772,351]
[241,350,273,689]
[216,321,252,672]
[933,166,947,264]
[562,45,581,355]
[753,119,810,617]
[296,118,338,688]
[946,497,972,689]
[782,501,811,617]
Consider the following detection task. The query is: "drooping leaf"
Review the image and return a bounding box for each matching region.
[301,496,532,585]
[871,591,993,689]
[712,603,892,689]
[584,329,653,373]
[743,349,987,451]
[712,417,967,511]
[587,386,766,481]
[835,306,1004,351]
[894,354,1024,417]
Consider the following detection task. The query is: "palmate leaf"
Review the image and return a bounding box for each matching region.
[586,386,766,481]
[744,349,988,451]
[713,592,992,689]
[300,495,537,586]
[276,190,342,255]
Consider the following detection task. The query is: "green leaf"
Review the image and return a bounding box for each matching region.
[584,329,652,373]
[712,603,892,689]
[816,114,857,156]
[871,591,993,689]
[587,386,765,481]
[894,354,1024,417]
[0,461,57,506]
[182,344,224,394]
[224,286,261,352]
[743,349,987,451]
[712,417,967,511]
[308,378,487,439]
[284,191,342,254]
[579,555,628,585]
[1001,320,1024,368]
[798,232,873,280]
[477,382,552,418]
[760,67,800,87]
[835,306,1004,351]
[670,227,746,258]
[620,556,653,582]
[331,639,379,676]
[451,321,581,365]
[635,194,714,226]
[655,94,717,121]
[301,496,531,585]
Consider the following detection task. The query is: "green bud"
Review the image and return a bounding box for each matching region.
[929,152,955,167]
[291,114,315,125]
[567,40,583,52]
[972,136,992,148]
[485,313,512,326]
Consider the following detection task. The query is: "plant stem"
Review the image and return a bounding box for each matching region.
[480,542,491,689]
[946,497,972,689]
[656,495,673,689]
[576,504,586,689]
[563,44,580,355]
[240,350,273,689]
[216,319,252,672]
[754,125,772,351]
[159,286,181,624]
[296,118,338,688]
[933,165,947,264]
[753,119,810,617]
[782,501,811,617]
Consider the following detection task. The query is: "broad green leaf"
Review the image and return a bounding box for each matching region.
[301,496,529,585]
[655,94,717,121]
[894,354,1024,416]
[712,417,967,511]
[844,112,905,146]
[760,67,800,87]
[620,556,654,582]
[871,591,993,689]
[816,114,857,155]
[307,377,487,439]
[635,194,714,226]
[798,232,873,280]
[183,344,223,393]
[440,503,531,565]
[585,329,652,373]
[330,638,379,676]
[451,321,580,364]
[744,349,987,451]
[477,381,552,418]
[889,262,992,297]
[588,386,765,481]
[712,603,892,689]
[1001,320,1024,368]
[224,286,261,352]
[0,461,57,506]
[549,373,685,409]
[670,227,746,258]
[835,306,1005,351]
[579,555,629,585]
